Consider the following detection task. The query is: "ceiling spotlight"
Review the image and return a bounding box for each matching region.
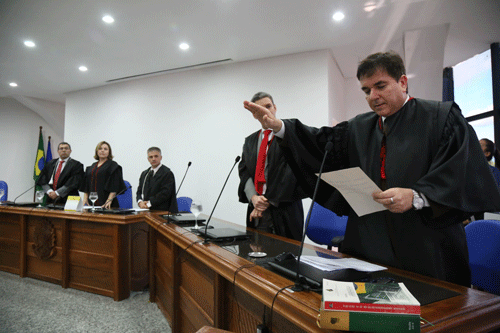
[9,82,18,87]
[332,11,345,22]
[102,15,114,24]
[179,43,190,50]
[79,66,88,72]
[24,40,35,47]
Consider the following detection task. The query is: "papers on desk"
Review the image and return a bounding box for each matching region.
[317,167,386,217]
[300,256,387,272]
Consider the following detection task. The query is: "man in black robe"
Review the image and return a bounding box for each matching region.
[136,147,178,213]
[238,92,305,241]
[243,52,500,286]
[36,142,84,205]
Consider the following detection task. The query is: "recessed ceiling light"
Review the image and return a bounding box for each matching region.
[79,66,88,72]
[9,82,18,87]
[24,40,35,47]
[332,11,345,22]
[179,43,190,50]
[102,15,114,24]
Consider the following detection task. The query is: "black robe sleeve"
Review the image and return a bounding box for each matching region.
[278,119,351,215]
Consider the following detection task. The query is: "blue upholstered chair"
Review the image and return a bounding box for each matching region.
[177,196,192,213]
[117,180,133,209]
[0,180,7,202]
[306,202,348,250]
[465,219,500,295]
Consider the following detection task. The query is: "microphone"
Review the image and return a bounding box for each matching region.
[202,156,241,243]
[292,141,333,292]
[176,161,192,196]
[13,184,37,204]
[98,184,132,210]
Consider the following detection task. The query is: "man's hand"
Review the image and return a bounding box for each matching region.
[251,195,270,211]
[138,201,149,209]
[244,101,283,132]
[47,191,58,200]
[372,188,414,213]
[249,208,263,222]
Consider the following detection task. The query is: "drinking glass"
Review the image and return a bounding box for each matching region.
[36,190,45,207]
[89,192,98,211]
[190,200,203,230]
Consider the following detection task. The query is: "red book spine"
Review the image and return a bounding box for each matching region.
[324,301,421,315]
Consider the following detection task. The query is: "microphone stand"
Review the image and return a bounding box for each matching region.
[13,184,36,204]
[202,156,240,244]
[176,162,192,196]
[292,141,333,292]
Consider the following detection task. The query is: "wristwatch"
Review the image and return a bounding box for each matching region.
[412,190,424,210]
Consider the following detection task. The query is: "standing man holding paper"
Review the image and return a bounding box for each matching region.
[244,51,500,286]
[136,147,178,213]
[36,142,84,205]
[238,92,305,241]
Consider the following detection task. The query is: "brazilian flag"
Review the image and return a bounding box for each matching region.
[33,128,45,183]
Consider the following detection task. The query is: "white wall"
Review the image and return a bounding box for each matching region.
[0,97,63,201]
[65,50,334,226]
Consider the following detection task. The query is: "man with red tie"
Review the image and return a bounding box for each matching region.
[238,92,306,241]
[37,142,84,205]
[243,51,500,286]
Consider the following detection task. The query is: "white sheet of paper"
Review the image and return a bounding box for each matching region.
[317,167,386,217]
[300,256,387,272]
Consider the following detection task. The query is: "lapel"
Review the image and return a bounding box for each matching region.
[58,158,71,179]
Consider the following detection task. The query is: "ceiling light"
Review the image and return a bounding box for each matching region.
[179,43,190,50]
[102,15,114,24]
[79,66,88,72]
[24,40,35,47]
[9,82,18,87]
[332,11,345,22]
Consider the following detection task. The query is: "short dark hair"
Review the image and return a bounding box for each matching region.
[147,147,162,154]
[481,138,495,161]
[58,142,71,150]
[356,51,406,82]
[94,141,114,160]
[251,92,274,104]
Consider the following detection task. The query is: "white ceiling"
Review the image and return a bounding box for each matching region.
[1,0,499,104]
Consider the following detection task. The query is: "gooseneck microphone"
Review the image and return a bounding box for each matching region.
[176,161,192,196]
[292,141,333,292]
[202,156,241,244]
[13,184,37,203]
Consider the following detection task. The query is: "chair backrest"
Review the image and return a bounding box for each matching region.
[0,180,7,202]
[306,202,347,248]
[465,219,500,295]
[117,180,133,209]
[177,196,192,213]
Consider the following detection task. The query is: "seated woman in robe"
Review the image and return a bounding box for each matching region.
[81,141,126,209]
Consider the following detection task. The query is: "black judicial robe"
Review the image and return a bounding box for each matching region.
[36,158,84,204]
[136,165,178,213]
[238,130,306,241]
[81,160,126,208]
[279,98,500,286]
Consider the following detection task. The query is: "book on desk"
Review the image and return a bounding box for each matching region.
[318,279,421,332]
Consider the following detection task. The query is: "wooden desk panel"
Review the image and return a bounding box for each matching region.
[0,206,151,301]
[146,215,500,333]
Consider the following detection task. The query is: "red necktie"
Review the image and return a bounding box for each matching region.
[53,160,65,190]
[254,130,272,195]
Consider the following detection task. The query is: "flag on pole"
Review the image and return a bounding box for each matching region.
[46,136,53,162]
[34,126,45,182]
